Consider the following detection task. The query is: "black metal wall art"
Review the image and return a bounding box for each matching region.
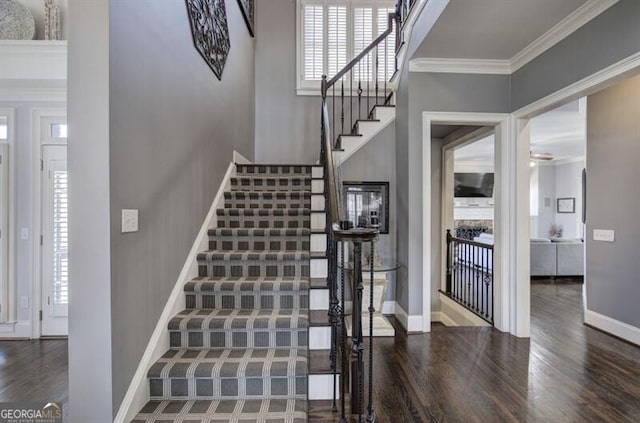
[237,0,254,37]
[185,0,231,80]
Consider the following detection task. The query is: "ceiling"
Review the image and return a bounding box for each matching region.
[415,0,589,60]
[454,99,586,163]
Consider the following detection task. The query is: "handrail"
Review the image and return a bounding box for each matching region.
[324,12,397,93]
[319,6,398,422]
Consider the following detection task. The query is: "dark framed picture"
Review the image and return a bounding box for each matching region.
[343,182,389,234]
[557,197,575,214]
[237,0,254,37]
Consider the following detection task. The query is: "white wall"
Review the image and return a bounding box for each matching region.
[16,0,68,40]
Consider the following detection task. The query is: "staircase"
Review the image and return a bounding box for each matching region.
[133,164,329,423]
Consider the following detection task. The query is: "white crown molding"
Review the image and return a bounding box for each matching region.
[410,0,618,75]
[410,57,511,74]
[511,0,619,72]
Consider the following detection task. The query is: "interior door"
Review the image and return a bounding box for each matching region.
[41,145,68,336]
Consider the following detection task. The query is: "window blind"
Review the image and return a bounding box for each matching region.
[303,4,324,80]
[52,170,68,305]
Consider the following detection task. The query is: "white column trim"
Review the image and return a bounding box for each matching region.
[423,112,514,335]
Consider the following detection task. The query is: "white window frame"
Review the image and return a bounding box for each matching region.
[296,0,396,96]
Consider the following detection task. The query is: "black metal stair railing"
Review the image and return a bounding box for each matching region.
[445,229,494,324]
[319,7,403,423]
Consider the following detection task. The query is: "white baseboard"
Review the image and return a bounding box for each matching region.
[114,158,240,423]
[394,302,423,333]
[431,311,455,327]
[585,309,640,346]
[439,294,491,327]
[0,320,31,339]
[233,150,251,164]
[381,300,395,315]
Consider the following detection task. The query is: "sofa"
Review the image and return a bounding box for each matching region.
[530,238,584,277]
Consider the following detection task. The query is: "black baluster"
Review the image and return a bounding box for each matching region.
[446,230,452,294]
[350,69,353,137]
[330,237,338,412]
[333,84,336,147]
[341,80,345,146]
[339,240,347,423]
[357,61,362,128]
[366,52,370,118]
[375,44,379,110]
[351,241,364,417]
[366,241,376,422]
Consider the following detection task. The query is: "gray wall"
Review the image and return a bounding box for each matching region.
[255,0,319,163]
[586,74,640,328]
[109,0,255,412]
[69,0,255,419]
[511,0,640,111]
[68,0,112,421]
[340,123,397,302]
[395,71,510,316]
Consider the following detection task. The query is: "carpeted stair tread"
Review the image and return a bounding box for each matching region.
[208,228,311,237]
[184,277,310,310]
[136,162,314,421]
[133,399,307,423]
[216,208,311,216]
[169,309,309,331]
[236,163,313,175]
[224,191,311,210]
[230,176,311,192]
[185,277,310,293]
[148,348,307,399]
[198,250,309,261]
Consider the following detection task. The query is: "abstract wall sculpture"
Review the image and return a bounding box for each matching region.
[185,0,231,80]
[44,0,60,40]
[237,0,254,37]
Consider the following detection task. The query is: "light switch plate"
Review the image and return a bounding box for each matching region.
[593,229,614,242]
[122,209,139,233]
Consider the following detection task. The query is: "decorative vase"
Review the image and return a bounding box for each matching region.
[0,0,36,40]
[44,0,59,40]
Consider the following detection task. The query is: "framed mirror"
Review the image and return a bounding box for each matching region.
[343,181,389,234]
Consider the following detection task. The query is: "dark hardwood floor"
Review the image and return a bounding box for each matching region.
[0,339,68,418]
[310,281,640,422]
[0,283,639,422]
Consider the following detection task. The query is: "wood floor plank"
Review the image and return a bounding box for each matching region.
[310,282,640,422]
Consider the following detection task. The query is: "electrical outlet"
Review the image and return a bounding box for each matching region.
[20,296,29,309]
[593,229,615,242]
[122,209,139,233]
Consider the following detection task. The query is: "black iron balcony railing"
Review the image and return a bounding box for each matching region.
[445,230,494,324]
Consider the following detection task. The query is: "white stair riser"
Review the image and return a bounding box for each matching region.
[335,107,395,166]
[311,167,324,178]
[308,374,340,400]
[310,288,329,310]
[311,180,324,193]
[374,106,395,121]
[310,258,328,278]
[309,326,331,350]
[311,213,326,231]
[311,194,325,211]
[310,234,327,254]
